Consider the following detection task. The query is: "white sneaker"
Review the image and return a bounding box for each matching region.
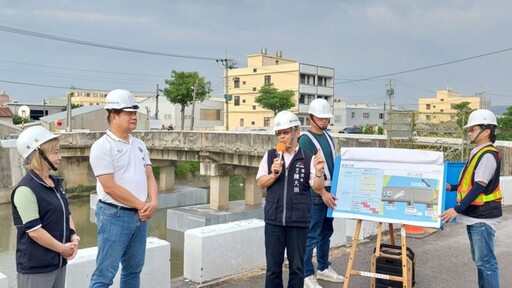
[304,275,322,288]
[316,266,345,283]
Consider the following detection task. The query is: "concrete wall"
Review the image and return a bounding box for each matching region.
[66,237,170,288]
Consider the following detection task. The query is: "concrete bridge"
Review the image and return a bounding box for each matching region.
[2,131,511,209]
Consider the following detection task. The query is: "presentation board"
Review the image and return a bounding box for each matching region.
[328,148,445,228]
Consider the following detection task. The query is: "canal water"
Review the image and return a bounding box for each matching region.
[0,195,185,288]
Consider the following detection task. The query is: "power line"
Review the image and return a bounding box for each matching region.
[336,47,512,84]
[0,24,218,61]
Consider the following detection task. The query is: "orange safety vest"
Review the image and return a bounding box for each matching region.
[457,146,502,205]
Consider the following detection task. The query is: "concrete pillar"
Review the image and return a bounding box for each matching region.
[159,165,175,192]
[244,172,262,206]
[209,175,229,210]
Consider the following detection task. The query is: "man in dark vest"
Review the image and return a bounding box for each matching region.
[256,110,326,288]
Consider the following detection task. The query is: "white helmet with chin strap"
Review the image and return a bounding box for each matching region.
[464,109,497,129]
[273,111,301,132]
[308,98,333,118]
[17,126,60,159]
[104,89,139,111]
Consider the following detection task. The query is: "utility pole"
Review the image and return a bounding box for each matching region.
[66,92,72,132]
[385,80,395,147]
[155,84,160,120]
[216,58,236,131]
[190,79,198,130]
[43,99,46,117]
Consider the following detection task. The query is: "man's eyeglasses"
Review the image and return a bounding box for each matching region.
[275,129,292,136]
[468,126,482,133]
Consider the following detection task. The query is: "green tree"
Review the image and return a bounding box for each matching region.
[497,106,512,140]
[71,103,83,109]
[254,83,295,115]
[452,102,473,130]
[12,115,31,125]
[163,70,212,130]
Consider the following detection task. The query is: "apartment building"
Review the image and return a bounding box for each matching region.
[418,88,490,123]
[226,49,335,130]
[67,89,153,106]
[331,99,385,132]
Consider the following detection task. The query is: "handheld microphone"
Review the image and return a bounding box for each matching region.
[274,143,286,174]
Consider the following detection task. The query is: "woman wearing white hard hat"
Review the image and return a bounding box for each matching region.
[12,126,79,288]
[441,109,502,287]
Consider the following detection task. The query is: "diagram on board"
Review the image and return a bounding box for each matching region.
[329,148,445,228]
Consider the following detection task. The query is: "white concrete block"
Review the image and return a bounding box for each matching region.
[66,237,170,288]
[345,219,384,241]
[501,176,512,206]
[184,219,265,284]
[330,218,347,247]
[0,272,7,288]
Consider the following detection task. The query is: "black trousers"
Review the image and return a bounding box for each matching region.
[265,223,308,288]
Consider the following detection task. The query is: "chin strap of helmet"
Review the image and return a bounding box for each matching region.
[38,148,58,171]
[310,115,328,131]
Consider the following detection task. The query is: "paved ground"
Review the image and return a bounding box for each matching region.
[172,205,512,288]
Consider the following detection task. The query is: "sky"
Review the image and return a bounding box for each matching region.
[1,1,511,109]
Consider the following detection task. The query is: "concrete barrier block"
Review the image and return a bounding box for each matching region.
[345,219,383,241]
[184,219,265,284]
[0,272,8,288]
[330,218,347,247]
[66,237,170,288]
[501,176,512,206]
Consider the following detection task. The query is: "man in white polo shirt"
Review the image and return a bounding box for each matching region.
[89,89,158,288]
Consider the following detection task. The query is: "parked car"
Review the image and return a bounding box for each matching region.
[339,127,362,134]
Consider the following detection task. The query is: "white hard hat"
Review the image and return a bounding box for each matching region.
[17,126,60,159]
[104,89,139,111]
[308,98,333,118]
[464,109,497,129]
[273,111,301,132]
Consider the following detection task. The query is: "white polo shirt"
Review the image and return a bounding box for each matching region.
[90,130,152,206]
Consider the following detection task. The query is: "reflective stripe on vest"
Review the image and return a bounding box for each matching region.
[457,146,502,205]
[301,130,335,186]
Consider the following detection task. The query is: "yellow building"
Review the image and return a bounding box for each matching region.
[226,49,334,130]
[417,88,490,123]
[67,89,153,106]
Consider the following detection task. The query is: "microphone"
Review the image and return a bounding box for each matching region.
[274,143,286,174]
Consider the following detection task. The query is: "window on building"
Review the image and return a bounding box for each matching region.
[233,77,240,88]
[234,95,240,106]
[264,117,270,127]
[252,87,257,91]
[299,94,314,104]
[379,113,384,119]
[264,75,271,84]
[200,109,221,120]
[242,99,246,103]
[252,105,256,110]
[426,115,431,120]
[426,104,431,110]
[440,99,444,102]
[440,109,444,112]
[318,76,327,86]
[253,68,257,73]
[251,121,255,125]
[351,112,355,119]
[242,81,246,85]
[300,74,306,84]
[240,118,244,127]
[363,112,370,119]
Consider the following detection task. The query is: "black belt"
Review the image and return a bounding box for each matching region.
[99,200,138,212]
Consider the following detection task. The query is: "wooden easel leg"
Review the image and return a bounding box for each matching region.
[343,219,362,288]
[401,225,409,288]
[389,223,395,245]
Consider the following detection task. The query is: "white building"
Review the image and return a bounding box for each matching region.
[332,99,385,132]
